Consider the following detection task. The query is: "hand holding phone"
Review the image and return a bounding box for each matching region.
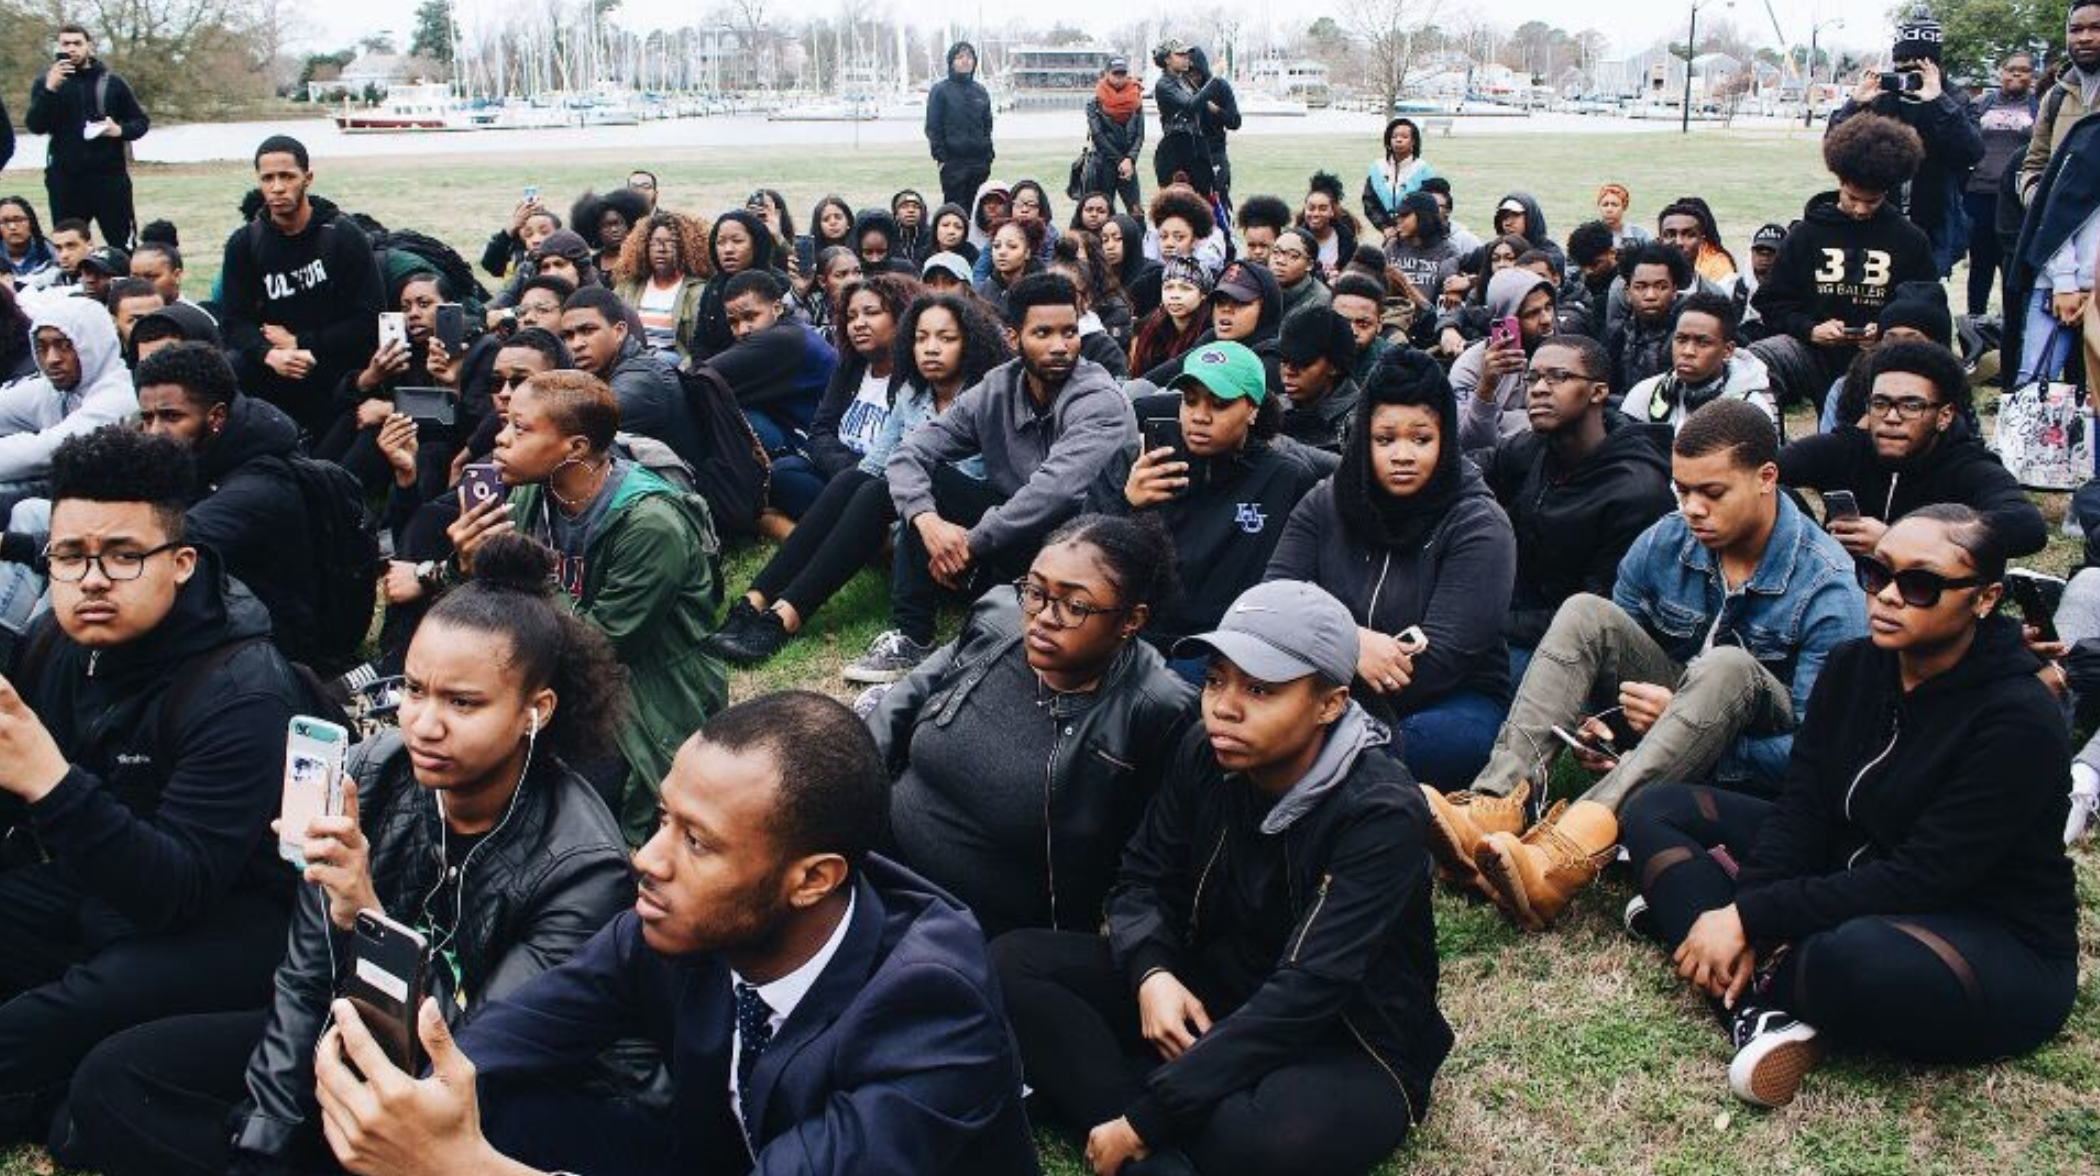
[393,386,456,427]
[1489,315,1521,351]
[2008,569,2068,643]
[278,716,349,868]
[1821,490,1861,523]
[1552,722,1621,762]
[433,303,466,356]
[377,312,408,353]
[341,910,431,1075]
[457,462,505,513]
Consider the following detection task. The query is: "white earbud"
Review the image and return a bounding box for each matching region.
[528,710,541,738]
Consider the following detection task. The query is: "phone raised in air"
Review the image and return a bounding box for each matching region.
[341,909,431,1075]
[377,312,408,353]
[278,716,349,868]
[457,462,506,513]
[392,386,455,427]
[1488,315,1521,351]
[433,303,467,356]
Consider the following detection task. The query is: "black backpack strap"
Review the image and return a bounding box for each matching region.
[153,635,275,772]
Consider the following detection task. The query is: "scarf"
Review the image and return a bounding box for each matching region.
[1096,76,1141,124]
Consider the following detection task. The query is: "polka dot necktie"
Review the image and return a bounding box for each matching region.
[734,982,774,1143]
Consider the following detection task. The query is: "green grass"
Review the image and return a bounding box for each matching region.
[7,131,2098,1176]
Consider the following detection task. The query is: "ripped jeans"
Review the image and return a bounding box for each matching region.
[1622,783,2077,1062]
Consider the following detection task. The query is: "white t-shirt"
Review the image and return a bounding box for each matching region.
[837,367,892,456]
[637,278,680,353]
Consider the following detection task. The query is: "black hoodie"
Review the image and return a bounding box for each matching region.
[851,208,917,276]
[1751,191,1936,344]
[1474,413,1678,648]
[184,394,330,663]
[925,42,994,165]
[218,198,385,432]
[1735,616,2076,960]
[692,210,780,361]
[23,56,148,176]
[13,552,301,936]
[1776,416,2047,557]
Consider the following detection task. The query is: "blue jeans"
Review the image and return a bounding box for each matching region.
[1392,688,1505,788]
[745,408,824,519]
[0,498,50,637]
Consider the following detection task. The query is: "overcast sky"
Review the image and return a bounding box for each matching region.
[309,0,1903,63]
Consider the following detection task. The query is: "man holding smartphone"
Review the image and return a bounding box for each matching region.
[22,24,148,250]
[0,426,306,1144]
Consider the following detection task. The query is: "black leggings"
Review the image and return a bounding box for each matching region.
[990,929,1411,1176]
[750,467,892,621]
[57,1010,275,1176]
[1622,784,2079,1063]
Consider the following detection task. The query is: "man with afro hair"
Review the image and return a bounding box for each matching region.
[0,425,311,1138]
[1751,114,1936,413]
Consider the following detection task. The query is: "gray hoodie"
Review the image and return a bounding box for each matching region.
[887,356,1136,558]
[0,297,138,484]
[1260,702,1389,833]
[1453,268,1554,449]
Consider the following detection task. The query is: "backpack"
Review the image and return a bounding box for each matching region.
[676,364,772,537]
[282,454,383,671]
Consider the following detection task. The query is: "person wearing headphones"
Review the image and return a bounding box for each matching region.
[56,533,646,1176]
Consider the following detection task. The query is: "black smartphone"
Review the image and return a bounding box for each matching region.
[1551,724,1621,761]
[393,386,455,427]
[1140,416,1203,497]
[433,303,467,356]
[457,462,505,512]
[1821,490,1861,522]
[1878,70,1924,94]
[342,909,430,1075]
[2008,569,2067,642]
[53,51,68,63]
[794,236,815,274]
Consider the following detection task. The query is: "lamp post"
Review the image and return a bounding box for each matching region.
[1681,0,1731,134]
[1803,17,1845,128]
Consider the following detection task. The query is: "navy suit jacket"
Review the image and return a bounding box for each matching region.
[455,854,1043,1175]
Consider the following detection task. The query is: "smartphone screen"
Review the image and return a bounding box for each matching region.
[458,462,506,512]
[278,716,349,868]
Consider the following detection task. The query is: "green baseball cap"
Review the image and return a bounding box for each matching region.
[1169,341,1267,405]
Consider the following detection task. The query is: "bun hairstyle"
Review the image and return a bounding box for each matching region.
[425,533,627,764]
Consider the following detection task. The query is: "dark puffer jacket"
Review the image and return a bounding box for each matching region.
[232,730,633,1165]
[925,42,994,165]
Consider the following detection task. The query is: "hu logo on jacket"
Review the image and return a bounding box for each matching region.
[1234,503,1267,534]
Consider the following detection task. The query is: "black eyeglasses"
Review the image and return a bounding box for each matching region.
[43,542,180,583]
[1524,367,1596,388]
[1867,395,1941,421]
[1855,555,1986,608]
[1013,579,1127,627]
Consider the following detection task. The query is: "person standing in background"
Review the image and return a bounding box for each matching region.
[1086,57,1146,216]
[925,42,994,210]
[23,24,147,250]
[1964,53,2038,317]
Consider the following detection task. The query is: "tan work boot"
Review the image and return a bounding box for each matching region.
[1475,799,1619,931]
[1420,781,1533,899]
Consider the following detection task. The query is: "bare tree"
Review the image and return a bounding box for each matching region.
[1340,0,1442,116]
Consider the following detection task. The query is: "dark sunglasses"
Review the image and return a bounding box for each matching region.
[1855,555,1987,608]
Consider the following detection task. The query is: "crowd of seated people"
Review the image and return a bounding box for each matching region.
[0,16,2094,1170]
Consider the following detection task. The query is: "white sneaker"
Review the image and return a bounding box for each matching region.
[1726,1006,1823,1108]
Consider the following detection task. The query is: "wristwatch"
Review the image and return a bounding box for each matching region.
[415,560,445,591]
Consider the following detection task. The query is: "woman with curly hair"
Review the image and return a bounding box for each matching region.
[1298,170,1361,279]
[612,210,711,362]
[705,292,1011,665]
[60,530,643,1176]
[569,188,651,276]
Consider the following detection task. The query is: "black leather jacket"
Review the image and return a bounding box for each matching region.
[232,731,633,1166]
[867,589,1199,932]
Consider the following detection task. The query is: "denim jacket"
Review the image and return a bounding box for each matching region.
[1612,494,1866,788]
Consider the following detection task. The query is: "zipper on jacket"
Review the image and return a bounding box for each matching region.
[1843,708,1901,825]
[1342,1012,1417,1124]
[1044,718,1066,930]
[1289,873,1334,963]
[1187,825,1229,938]
[1883,471,1900,520]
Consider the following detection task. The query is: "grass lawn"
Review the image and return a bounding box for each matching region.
[4,133,2096,1175]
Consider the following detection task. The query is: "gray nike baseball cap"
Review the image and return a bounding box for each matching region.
[1177,580,1359,685]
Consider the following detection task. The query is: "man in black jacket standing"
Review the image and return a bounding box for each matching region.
[23,24,148,249]
[0,426,301,1144]
[995,580,1451,1176]
[218,136,383,437]
[925,42,994,210]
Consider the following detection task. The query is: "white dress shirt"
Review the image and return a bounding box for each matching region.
[728,891,856,1136]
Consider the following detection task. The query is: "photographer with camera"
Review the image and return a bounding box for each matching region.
[1824,7,1983,278]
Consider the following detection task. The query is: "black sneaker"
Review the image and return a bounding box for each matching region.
[1726,1004,1822,1108]
[711,607,792,666]
[703,600,766,658]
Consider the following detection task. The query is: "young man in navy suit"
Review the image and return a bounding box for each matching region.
[311,690,1042,1176]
